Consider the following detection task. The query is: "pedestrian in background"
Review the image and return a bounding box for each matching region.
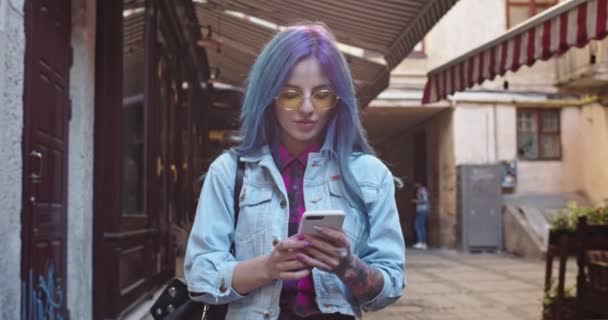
[412,180,430,250]
[184,23,406,320]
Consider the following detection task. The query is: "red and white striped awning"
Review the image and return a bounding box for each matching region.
[422,0,608,104]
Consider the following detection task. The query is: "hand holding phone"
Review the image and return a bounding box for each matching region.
[298,210,345,235]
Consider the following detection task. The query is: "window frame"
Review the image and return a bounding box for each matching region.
[506,0,558,29]
[516,108,562,161]
[407,39,426,58]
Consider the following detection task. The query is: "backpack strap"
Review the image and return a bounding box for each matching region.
[230,157,244,255]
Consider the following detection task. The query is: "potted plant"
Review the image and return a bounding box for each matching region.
[542,278,576,320]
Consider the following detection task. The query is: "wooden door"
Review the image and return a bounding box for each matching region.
[21,0,71,319]
[93,1,176,318]
[154,25,177,280]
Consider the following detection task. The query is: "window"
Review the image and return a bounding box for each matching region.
[408,40,426,58]
[517,109,561,160]
[122,6,147,216]
[363,40,425,60]
[506,0,557,29]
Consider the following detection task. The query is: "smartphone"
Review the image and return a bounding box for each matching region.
[298,210,345,235]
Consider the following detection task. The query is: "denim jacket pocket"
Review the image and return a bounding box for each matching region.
[327,179,353,208]
[327,180,380,206]
[360,183,379,204]
[234,184,273,258]
[327,180,364,246]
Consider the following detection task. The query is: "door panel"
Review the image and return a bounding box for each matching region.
[93,1,204,317]
[22,0,71,319]
[93,2,178,317]
[156,19,177,279]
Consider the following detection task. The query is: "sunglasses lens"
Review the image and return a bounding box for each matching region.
[312,90,338,109]
[277,90,303,110]
[276,89,339,110]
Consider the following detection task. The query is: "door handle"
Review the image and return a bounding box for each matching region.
[170,164,177,182]
[30,150,42,183]
[157,157,164,177]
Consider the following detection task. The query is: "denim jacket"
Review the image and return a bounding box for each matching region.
[184,146,406,319]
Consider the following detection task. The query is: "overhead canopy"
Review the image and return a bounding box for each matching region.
[422,0,608,104]
[196,9,390,104]
[194,0,458,106]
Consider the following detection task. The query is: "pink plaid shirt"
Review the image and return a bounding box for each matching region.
[278,144,321,319]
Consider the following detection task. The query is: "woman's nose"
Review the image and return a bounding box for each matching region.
[298,95,315,115]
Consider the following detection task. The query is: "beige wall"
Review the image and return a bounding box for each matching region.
[423,0,506,69]
[516,162,576,194]
[453,104,586,195]
[513,107,581,195]
[454,105,498,164]
[554,107,582,193]
[495,105,518,160]
[427,110,458,248]
[576,104,608,205]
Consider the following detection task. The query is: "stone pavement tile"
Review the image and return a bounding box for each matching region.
[407,271,438,283]
[456,279,538,292]
[479,263,540,273]
[502,269,544,280]
[507,304,543,320]
[407,253,451,262]
[406,282,463,295]
[433,270,509,282]
[488,264,543,274]
[365,304,424,319]
[407,253,463,268]
[424,293,495,309]
[407,261,463,270]
[369,250,549,320]
[366,307,461,320]
[420,313,466,320]
[448,307,526,320]
[422,266,481,274]
[500,271,545,287]
[466,256,538,264]
[483,291,543,306]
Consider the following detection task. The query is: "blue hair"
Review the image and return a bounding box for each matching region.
[235,23,375,215]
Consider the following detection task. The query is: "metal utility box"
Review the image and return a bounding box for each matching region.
[458,164,503,252]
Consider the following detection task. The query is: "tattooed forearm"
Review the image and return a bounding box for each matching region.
[336,256,384,302]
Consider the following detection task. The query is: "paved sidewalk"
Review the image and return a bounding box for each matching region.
[138,250,576,320]
[365,249,576,320]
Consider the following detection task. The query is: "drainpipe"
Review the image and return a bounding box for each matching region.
[493,104,499,162]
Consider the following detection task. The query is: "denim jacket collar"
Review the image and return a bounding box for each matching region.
[239,145,328,168]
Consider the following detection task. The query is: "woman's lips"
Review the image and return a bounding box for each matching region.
[295,120,316,131]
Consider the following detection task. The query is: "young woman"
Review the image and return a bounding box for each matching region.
[412,180,430,250]
[185,23,406,320]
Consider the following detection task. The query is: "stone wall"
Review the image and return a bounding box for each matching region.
[0,0,25,319]
[67,0,96,318]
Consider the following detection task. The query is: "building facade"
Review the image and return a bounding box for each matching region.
[1,0,212,318]
[368,0,608,249]
[0,0,457,318]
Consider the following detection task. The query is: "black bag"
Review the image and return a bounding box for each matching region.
[150,157,245,320]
